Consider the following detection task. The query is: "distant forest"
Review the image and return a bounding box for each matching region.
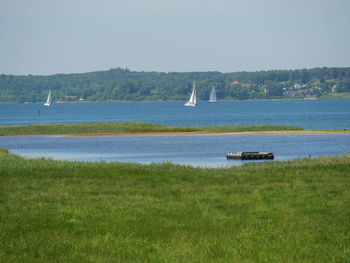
[1,67,350,103]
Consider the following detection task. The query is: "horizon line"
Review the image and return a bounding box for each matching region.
[2,66,350,77]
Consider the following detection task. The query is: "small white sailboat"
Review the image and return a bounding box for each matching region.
[208,86,217,103]
[185,82,198,107]
[44,90,51,106]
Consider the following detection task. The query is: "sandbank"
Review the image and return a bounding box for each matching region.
[68,130,350,137]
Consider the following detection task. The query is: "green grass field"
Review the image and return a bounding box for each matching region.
[320,92,350,100]
[0,122,304,136]
[1,148,349,262]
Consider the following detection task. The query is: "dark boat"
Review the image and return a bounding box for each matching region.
[226,152,274,160]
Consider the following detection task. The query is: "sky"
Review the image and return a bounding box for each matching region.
[1,0,350,75]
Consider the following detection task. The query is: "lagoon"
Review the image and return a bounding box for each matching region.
[2,133,350,167]
[2,99,350,166]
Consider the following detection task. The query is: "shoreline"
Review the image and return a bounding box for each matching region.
[70,130,350,137]
[4,96,350,105]
[29,130,350,137]
[1,122,348,137]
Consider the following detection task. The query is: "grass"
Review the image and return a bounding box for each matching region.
[0,148,349,262]
[0,122,304,136]
[320,92,350,99]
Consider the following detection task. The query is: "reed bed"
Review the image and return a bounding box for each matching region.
[0,122,303,136]
[0,148,349,262]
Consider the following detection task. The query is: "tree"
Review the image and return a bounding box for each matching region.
[265,81,283,97]
[300,69,311,83]
[1,67,350,103]
[289,70,300,82]
[276,70,289,82]
[237,87,249,100]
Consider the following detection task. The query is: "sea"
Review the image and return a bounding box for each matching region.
[1,99,349,167]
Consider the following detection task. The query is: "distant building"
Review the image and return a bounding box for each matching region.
[230,81,250,88]
[294,83,302,89]
[63,96,78,101]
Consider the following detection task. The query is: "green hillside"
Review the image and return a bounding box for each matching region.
[1,67,350,103]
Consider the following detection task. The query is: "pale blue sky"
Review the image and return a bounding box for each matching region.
[1,0,349,75]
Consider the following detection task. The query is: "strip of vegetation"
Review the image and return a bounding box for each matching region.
[0,148,349,262]
[0,121,304,136]
[319,92,350,99]
[1,67,350,103]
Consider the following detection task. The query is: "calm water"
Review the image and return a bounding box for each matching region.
[2,134,350,167]
[0,99,349,130]
[1,100,349,166]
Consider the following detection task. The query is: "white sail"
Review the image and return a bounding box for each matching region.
[208,86,217,103]
[44,90,51,106]
[193,85,197,104]
[185,82,198,107]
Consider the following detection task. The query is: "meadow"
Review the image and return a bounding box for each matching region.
[0,122,304,136]
[0,148,349,262]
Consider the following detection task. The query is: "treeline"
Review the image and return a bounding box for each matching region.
[1,67,350,103]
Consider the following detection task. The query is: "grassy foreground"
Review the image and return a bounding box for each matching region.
[0,148,349,262]
[0,121,304,136]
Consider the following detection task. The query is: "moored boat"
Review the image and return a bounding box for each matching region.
[227,152,274,160]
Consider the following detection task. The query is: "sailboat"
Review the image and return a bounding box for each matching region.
[208,86,217,103]
[184,82,198,107]
[44,90,51,106]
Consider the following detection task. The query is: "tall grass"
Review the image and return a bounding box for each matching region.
[0,121,303,136]
[1,150,349,262]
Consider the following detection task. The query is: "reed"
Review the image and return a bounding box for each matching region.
[0,121,303,136]
[1,150,349,262]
